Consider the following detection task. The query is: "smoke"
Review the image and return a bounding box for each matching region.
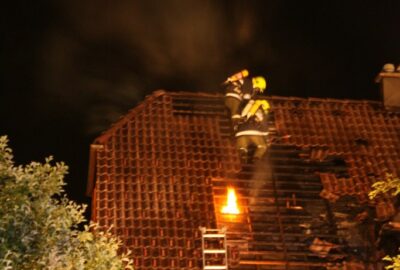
[34,0,271,134]
[8,0,392,136]
[248,155,273,208]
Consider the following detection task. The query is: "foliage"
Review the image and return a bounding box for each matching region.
[369,173,400,270]
[383,254,400,270]
[0,136,133,270]
[368,173,400,200]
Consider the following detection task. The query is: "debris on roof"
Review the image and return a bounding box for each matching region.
[87,90,400,269]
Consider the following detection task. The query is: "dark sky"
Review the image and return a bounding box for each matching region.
[2,0,400,211]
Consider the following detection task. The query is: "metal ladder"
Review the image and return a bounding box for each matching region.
[199,227,228,270]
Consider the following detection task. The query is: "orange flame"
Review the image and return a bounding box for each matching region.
[221,187,240,214]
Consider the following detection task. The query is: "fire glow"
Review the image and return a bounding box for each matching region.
[221,187,240,215]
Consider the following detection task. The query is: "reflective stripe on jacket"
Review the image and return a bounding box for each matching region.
[235,115,269,136]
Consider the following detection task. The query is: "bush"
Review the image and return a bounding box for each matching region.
[0,136,133,270]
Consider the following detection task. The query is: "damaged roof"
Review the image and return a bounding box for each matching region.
[87,90,400,269]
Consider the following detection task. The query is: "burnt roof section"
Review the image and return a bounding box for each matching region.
[88,90,400,269]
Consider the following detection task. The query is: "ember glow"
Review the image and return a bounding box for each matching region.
[221,187,240,214]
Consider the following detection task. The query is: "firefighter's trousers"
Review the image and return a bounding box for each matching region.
[236,135,267,160]
[224,96,241,119]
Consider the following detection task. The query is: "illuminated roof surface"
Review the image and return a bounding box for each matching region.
[88,90,400,269]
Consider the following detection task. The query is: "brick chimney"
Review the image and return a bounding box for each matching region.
[375,63,400,109]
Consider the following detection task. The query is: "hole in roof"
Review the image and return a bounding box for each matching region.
[290,108,303,116]
[336,172,350,178]
[293,101,301,107]
[332,109,344,116]
[327,157,347,168]
[354,138,369,147]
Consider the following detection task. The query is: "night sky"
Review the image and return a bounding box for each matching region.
[2,1,400,215]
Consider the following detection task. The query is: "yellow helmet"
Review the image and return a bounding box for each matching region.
[252,76,267,93]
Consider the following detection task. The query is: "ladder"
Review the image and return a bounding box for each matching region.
[199,227,228,270]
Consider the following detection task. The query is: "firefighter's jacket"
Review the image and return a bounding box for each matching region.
[225,78,256,101]
[235,112,269,137]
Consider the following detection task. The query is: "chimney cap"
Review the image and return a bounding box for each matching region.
[383,63,395,72]
[375,63,400,83]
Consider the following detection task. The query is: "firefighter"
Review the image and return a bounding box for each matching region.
[223,71,267,122]
[235,99,270,163]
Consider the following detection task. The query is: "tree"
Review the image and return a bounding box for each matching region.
[369,174,400,270]
[0,136,133,270]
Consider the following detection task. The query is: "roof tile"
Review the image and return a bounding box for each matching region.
[88,91,400,269]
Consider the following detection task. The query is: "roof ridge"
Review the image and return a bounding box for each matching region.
[268,95,381,104]
[93,90,382,144]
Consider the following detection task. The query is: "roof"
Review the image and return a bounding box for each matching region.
[87,90,400,269]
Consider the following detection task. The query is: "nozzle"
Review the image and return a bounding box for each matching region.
[225,69,249,83]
